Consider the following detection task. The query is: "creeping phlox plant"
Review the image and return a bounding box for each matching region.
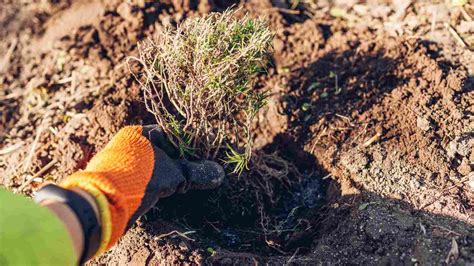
[132,10,273,174]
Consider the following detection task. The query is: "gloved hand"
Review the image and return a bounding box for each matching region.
[34,125,225,261]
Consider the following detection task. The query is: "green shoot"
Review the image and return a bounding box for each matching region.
[224,144,249,175]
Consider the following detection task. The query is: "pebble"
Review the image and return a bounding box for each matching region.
[178,241,188,251]
[416,116,430,131]
[117,3,134,22]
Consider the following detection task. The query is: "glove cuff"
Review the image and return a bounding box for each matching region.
[34,184,101,263]
[71,180,112,256]
[60,126,155,251]
[61,172,123,252]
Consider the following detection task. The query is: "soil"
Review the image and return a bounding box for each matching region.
[1,0,473,265]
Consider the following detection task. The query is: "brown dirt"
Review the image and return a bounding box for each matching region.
[1,0,473,265]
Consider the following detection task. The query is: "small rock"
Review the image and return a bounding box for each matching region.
[416,116,430,131]
[117,3,134,22]
[457,159,472,176]
[198,0,212,13]
[447,140,458,158]
[447,135,473,158]
[468,173,474,191]
[136,0,146,8]
[178,241,188,251]
[273,37,285,54]
[456,136,473,157]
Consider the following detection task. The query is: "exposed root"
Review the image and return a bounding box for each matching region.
[250,151,303,202]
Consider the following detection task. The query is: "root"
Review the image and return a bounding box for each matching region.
[154,230,196,242]
[250,151,303,202]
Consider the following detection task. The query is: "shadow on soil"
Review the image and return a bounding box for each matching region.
[131,41,473,264]
[145,133,329,255]
[282,46,408,149]
[302,186,474,265]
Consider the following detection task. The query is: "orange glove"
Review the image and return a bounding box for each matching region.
[35,125,225,261]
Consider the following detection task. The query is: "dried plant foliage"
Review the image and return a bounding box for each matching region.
[131,10,273,173]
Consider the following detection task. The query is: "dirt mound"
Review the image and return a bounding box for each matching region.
[0,0,472,265]
[277,24,473,264]
[285,28,472,222]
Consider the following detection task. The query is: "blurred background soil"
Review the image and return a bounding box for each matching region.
[0,0,473,265]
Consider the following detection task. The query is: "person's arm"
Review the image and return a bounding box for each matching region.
[0,188,77,265]
[1,125,224,265]
[39,187,102,261]
[40,200,84,260]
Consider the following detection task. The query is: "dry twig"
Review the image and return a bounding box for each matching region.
[362,131,382,147]
[154,230,196,241]
[22,118,46,173]
[0,141,24,156]
[18,158,58,192]
[445,22,468,48]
